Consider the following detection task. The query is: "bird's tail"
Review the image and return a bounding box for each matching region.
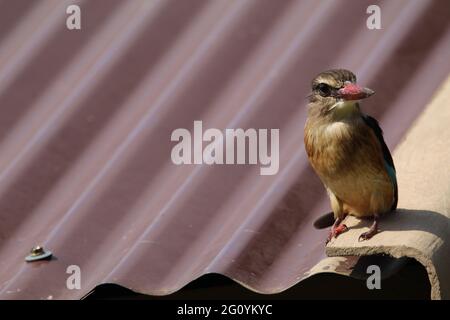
[313,211,335,229]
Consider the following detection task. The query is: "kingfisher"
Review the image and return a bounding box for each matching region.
[304,69,397,244]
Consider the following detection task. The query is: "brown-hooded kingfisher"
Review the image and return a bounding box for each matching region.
[304,69,397,244]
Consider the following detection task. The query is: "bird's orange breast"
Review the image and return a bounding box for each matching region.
[304,117,394,216]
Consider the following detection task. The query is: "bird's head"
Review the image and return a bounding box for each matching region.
[307,69,374,120]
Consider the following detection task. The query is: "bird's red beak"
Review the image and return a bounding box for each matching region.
[337,82,375,101]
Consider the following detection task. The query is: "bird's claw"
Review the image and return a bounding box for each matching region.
[358,229,377,242]
[335,223,348,235]
[358,233,369,242]
[326,224,348,244]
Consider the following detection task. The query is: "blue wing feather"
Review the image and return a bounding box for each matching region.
[362,114,398,210]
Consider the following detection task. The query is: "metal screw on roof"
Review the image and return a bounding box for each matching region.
[25,245,52,262]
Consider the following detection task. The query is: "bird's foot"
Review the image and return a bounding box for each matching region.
[358,227,378,241]
[326,224,348,244]
[358,216,379,241]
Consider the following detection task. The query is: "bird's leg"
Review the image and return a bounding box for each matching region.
[359,214,379,241]
[326,216,348,244]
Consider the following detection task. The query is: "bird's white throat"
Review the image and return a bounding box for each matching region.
[329,99,359,118]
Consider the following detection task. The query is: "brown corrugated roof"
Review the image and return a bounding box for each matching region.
[0,0,449,299]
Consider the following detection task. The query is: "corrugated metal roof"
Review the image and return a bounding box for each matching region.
[0,0,449,299]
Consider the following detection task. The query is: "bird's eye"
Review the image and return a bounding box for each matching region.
[316,83,331,97]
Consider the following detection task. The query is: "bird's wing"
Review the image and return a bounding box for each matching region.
[362,114,398,210]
